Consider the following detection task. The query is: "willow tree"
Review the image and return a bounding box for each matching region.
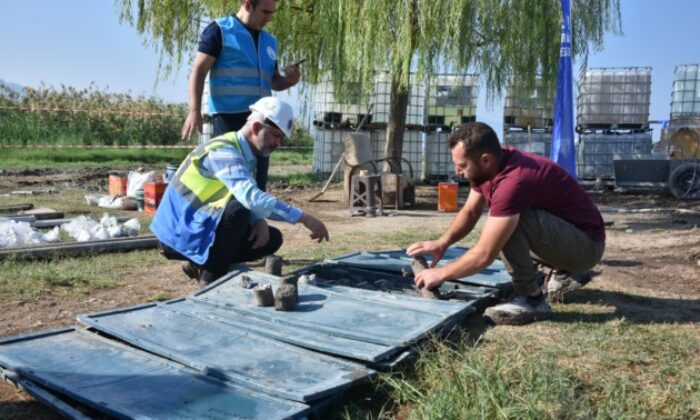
[116,0,621,169]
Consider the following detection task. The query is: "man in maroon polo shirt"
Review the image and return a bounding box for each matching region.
[407,122,605,325]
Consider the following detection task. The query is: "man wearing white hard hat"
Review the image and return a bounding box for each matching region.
[152,97,328,284]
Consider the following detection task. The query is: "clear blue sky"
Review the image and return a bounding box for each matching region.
[1,0,698,141]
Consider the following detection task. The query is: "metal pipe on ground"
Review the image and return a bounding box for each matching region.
[0,235,158,261]
[0,203,34,213]
[1,211,64,220]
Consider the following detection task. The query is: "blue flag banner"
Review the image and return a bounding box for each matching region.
[551,0,577,177]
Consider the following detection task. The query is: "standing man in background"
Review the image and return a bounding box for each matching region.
[181,0,300,191]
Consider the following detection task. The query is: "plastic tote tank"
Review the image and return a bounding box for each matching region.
[503,80,555,129]
[312,128,354,178]
[370,129,424,176]
[199,80,213,145]
[577,131,653,179]
[425,130,455,180]
[670,64,700,119]
[312,78,368,127]
[426,74,478,127]
[577,67,652,129]
[372,72,425,126]
[503,130,552,158]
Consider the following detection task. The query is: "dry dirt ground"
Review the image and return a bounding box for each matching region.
[1,171,699,418]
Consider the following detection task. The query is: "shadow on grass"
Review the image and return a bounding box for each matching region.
[551,288,700,324]
[319,313,488,419]
[0,399,64,420]
[599,259,643,267]
[606,216,700,233]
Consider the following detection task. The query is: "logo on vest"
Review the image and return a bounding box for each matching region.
[267,46,276,61]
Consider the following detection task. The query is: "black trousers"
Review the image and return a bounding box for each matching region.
[159,199,283,280]
[211,112,269,192]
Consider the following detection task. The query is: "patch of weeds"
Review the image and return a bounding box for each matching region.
[0,250,163,301]
[149,292,173,302]
[269,172,318,188]
[365,311,700,419]
[270,150,312,165]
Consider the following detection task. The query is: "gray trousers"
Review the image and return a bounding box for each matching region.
[500,210,605,296]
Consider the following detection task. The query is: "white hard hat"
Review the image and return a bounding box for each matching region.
[249,97,294,139]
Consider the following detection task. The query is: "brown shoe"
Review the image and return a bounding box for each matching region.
[181,261,201,281]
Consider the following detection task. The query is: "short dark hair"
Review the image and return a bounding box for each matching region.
[448,122,502,159]
[242,0,273,8]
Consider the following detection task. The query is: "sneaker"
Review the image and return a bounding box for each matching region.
[483,295,552,325]
[181,261,201,281]
[547,271,592,302]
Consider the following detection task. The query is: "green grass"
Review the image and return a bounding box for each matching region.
[270,149,313,165]
[339,303,700,419]
[0,148,191,169]
[0,147,311,170]
[268,172,318,187]
[2,161,699,418]
[0,250,163,300]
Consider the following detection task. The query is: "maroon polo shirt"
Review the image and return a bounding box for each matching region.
[472,147,605,242]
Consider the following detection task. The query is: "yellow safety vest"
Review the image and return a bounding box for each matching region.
[169,132,245,217]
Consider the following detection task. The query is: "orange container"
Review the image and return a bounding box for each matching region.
[437,182,458,212]
[144,180,167,216]
[108,175,127,197]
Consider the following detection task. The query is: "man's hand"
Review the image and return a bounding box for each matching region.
[414,267,445,290]
[299,213,329,243]
[406,239,448,268]
[181,110,203,140]
[283,64,301,86]
[248,220,270,249]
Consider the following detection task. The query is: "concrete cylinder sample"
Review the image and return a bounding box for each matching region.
[275,284,297,311]
[253,284,274,307]
[265,255,283,276]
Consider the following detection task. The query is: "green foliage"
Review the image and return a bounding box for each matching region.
[290,121,314,148]
[0,250,163,300]
[272,0,621,101]
[359,319,700,419]
[0,148,191,169]
[270,149,312,165]
[268,172,317,187]
[114,0,621,102]
[0,83,188,146]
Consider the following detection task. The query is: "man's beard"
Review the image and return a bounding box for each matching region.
[468,169,489,187]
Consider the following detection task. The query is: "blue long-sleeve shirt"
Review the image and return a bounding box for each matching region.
[200,131,303,225]
[150,131,302,264]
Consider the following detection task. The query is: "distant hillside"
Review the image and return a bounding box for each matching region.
[0,79,24,95]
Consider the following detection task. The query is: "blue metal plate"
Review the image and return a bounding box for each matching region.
[78,301,373,402]
[326,246,513,290]
[0,327,308,419]
[161,298,400,363]
[0,367,92,420]
[292,263,498,308]
[194,271,473,347]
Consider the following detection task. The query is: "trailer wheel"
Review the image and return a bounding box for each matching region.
[669,162,700,199]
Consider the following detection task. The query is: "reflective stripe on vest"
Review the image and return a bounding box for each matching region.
[208,16,277,114]
[168,132,244,216]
